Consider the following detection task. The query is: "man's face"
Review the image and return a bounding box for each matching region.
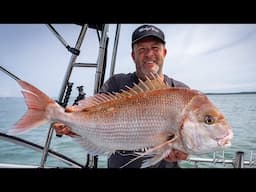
[132,37,167,80]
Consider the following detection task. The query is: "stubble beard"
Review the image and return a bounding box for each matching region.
[142,64,161,78]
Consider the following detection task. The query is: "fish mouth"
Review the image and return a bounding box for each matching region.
[218,140,231,147]
[216,131,233,147]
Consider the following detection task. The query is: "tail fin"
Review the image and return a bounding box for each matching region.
[9,80,55,134]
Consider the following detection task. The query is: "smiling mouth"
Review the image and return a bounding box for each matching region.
[144,60,155,64]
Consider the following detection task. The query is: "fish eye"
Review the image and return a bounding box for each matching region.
[204,115,215,125]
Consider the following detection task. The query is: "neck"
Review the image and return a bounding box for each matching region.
[136,72,164,82]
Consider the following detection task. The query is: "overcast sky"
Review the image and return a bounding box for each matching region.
[0,24,256,97]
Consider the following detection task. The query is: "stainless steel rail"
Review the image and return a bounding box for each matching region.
[0,132,84,168]
[186,151,256,168]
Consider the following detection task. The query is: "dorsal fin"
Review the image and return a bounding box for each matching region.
[65,93,118,112]
[144,73,170,90]
[121,73,170,96]
[66,73,170,112]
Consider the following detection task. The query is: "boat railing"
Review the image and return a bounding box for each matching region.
[184,150,256,168]
[0,132,84,168]
[40,24,121,168]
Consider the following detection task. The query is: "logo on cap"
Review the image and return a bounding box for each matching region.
[138,26,160,33]
[132,24,165,46]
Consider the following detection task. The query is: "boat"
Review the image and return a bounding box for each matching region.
[0,24,255,168]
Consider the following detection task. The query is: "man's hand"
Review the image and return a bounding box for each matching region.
[165,149,188,162]
[53,122,80,137]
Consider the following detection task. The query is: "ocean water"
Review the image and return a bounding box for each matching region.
[0,94,256,168]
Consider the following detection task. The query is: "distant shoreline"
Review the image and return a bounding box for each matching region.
[0,92,256,98]
[205,92,256,95]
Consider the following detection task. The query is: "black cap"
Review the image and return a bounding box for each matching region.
[132,24,165,46]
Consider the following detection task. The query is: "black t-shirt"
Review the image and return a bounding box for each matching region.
[100,72,189,94]
[99,72,189,168]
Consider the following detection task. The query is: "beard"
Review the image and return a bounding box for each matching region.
[141,63,160,76]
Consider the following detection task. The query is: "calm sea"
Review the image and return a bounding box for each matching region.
[0,94,256,168]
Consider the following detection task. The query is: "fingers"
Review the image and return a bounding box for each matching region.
[165,149,188,162]
[53,123,65,129]
[52,122,81,137]
[65,106,74,112]
[68,131,81,137]
[53,122,74,136]
[173,150,188,160]
[65,106,81,112]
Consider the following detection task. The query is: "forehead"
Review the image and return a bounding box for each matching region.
[134,36,164,47]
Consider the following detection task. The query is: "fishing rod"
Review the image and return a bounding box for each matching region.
[0,65,20,81]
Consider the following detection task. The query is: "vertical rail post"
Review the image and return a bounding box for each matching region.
[233,151,244,168]
[40,24,88,168]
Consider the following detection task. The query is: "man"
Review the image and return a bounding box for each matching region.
[54,24,189,168]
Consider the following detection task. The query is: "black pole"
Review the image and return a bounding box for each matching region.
[0,65,20,81]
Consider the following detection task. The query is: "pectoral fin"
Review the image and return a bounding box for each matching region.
[120,134,177,168]
[140,136,177,168]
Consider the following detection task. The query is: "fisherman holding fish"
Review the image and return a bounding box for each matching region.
[2,25,233,168]
[12,24,232,168]
[54,24,191,168]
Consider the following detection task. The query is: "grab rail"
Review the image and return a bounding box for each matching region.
[0,132,84,168]
[186,151,256,168]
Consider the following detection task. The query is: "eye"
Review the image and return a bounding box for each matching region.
[152,46,160,51]
[204,115,215,125]
[136,47,145,53]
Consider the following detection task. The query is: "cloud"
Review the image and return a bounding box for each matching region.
[1,24,256,97]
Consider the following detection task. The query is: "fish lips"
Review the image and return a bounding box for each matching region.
[216,131,233,147]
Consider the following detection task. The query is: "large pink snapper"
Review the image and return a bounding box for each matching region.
[10,75,233,168]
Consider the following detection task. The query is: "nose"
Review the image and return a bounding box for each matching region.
[144,48,154,57]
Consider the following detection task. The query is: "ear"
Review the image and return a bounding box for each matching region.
[163,47,167,57]
[131,51,135,61]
